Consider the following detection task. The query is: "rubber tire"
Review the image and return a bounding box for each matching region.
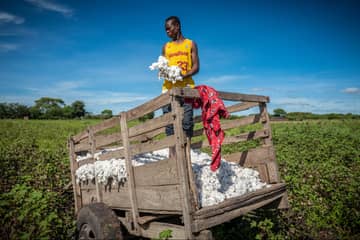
[77,203,123,240]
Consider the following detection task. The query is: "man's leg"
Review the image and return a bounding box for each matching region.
[162,103,174,136]
[182,102,194,138]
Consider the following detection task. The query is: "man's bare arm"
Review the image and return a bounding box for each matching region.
[182,41,200,78]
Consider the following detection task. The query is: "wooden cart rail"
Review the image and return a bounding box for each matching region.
[69,88,288,239]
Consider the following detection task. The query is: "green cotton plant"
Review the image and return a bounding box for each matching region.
[0,184,62,240]
[155,229,172,240]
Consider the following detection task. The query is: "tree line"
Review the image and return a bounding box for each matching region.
[0,97,88,119]
[0,97,155,120]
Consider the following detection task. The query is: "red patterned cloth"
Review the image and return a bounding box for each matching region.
[193,85,230,171]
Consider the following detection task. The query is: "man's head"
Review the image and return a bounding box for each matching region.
[165,16,181,40]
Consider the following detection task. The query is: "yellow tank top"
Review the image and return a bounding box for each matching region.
[162,38,195,93]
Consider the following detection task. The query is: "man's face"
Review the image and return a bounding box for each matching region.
[165,20,179,39]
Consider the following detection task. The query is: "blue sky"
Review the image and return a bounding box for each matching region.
[0,0,359,114]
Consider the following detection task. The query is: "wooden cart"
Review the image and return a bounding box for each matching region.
[69,88,289,239]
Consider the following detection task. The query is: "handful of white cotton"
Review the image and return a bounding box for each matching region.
[149,56,183,83]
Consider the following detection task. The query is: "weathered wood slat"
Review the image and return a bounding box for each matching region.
[91,117,119,134]
[190,129,269,149]
[89,127,103,203]
[120,112,140,233]
[97,148,125,161]
[221,114,263,131]
[193,191,285,232]
[172,98,195,239]
[194,183,286,218]
[192,115,263,140]
[72,131,88,144]
[137,214,175,225]
[95,132,122,149]
[134,158,178,186]
[99,185,183,212]
[78,157,95,167]
[226,102,259,113]
[130,135,176,156]
[171,88,269,103]
[223,145,276,167]
[69,138,82,213]
[126,92,170,121]
[130,127,165,143]
[74,140,89,152]
[223,129,269,144]
[128,112,173,138]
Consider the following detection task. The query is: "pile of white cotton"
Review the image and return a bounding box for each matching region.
[75,148,268,207]
[149,56,183,83]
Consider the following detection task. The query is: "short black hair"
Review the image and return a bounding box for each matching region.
[165,16,181,27]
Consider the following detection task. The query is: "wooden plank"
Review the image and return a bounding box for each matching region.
[266,161,280,184]
[69,138,82,213]
[186,137,200,210]
[91,117,119,134]
[226,102,259,113]
[97,148,125,161]
[259,103,272,146]
[172,98,194,239]
[170,88,269,103]
[223,129,269,144]
[139,221,185,239]
[130,127,165,143]
[137,214,174,225]
[191,129,269,149]
[120,112,140,233]
[80,188,97,206]
[193,191,286,232]
[72,131,88,143]
[128,112,173,138]
[194,183,286,218]
[223,145,276,167]
[221,114,263,131]
[126,92,170,121]
[134,158,179,186]
[95,132,122,149]
[130,135,176,156]
[100,185,183,212]
[218,91,269,103]
[89,127,103,203]
[78,157,95,167]
[74,140,89,152]
[257,164,270,183]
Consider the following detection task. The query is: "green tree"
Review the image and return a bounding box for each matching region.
[273,108,287,117]
[0,103,29,119]
[71,100,86,118]
[62,105,74,119]
[33,97,65,119]
[101,109,113,119]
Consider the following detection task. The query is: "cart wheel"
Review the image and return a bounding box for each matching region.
[77,203,123,240]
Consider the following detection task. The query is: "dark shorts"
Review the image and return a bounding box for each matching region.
[162,100,194,138]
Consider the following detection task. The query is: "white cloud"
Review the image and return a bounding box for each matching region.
[271,97,359,114]
[0,12,25,24]
[0,43,19,52]
[17,80,152,114]
[25,0,74,17]
[342,87,360,94]
[204,74,251,84]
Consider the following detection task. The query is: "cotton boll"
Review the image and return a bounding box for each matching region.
[75,147,268,208]
[149,56,183,83]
